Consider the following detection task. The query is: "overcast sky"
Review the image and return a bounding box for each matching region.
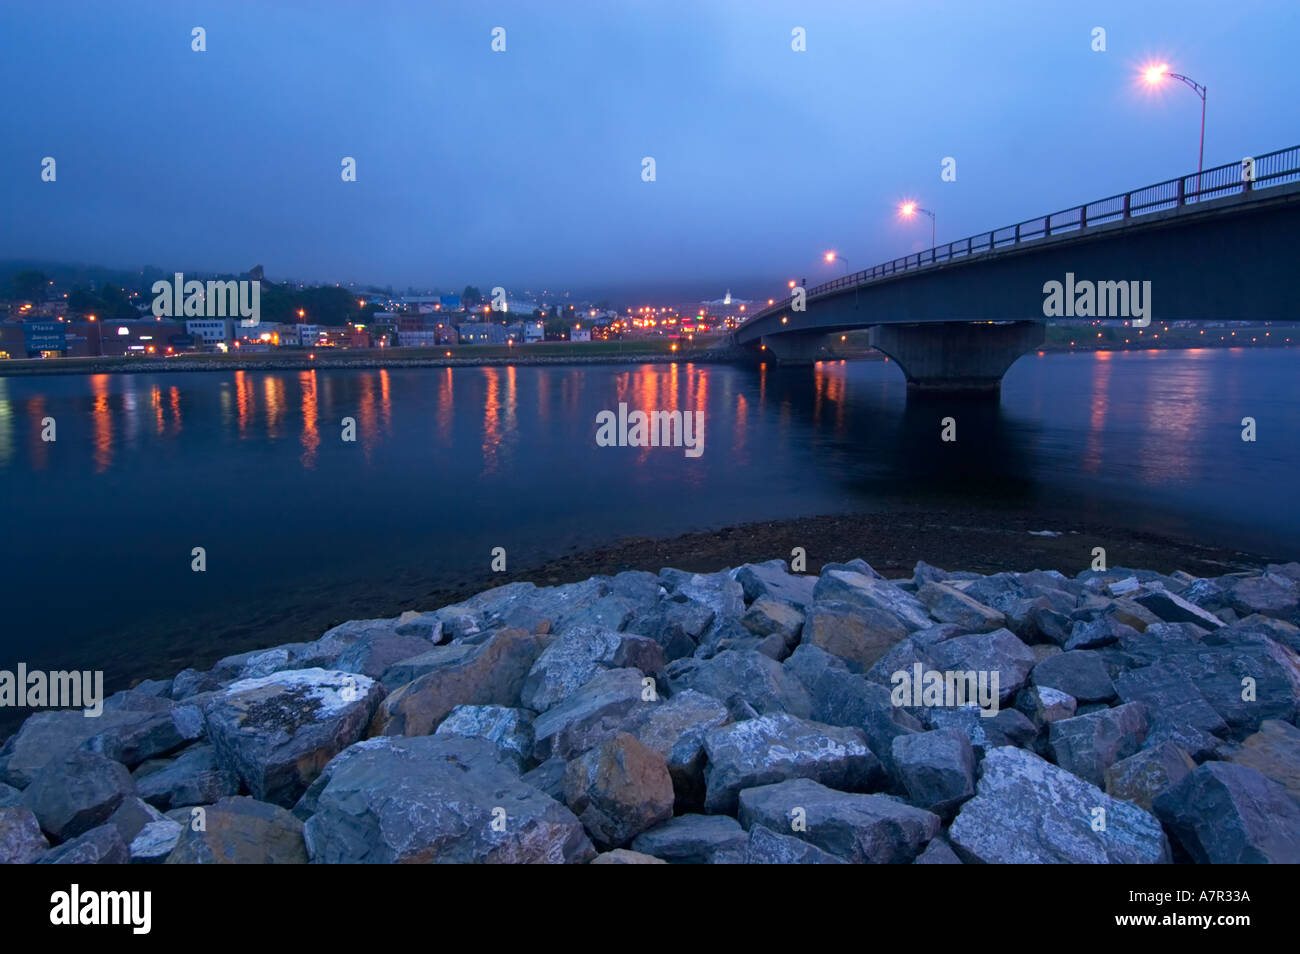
[2,0,1296,299]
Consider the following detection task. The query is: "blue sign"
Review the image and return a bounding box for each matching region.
[23,322,66,352]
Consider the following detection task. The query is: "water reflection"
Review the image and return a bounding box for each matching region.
[1083,351,1112,474]
[91,374,112,473]
[300,370,319,469]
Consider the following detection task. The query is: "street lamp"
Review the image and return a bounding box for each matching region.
[1143,63,1207,188]
[899,202,936,247]
[824,251,850,274]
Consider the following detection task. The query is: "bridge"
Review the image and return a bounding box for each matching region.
[733,145,1300,391]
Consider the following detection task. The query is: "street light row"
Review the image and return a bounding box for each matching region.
[818,61,1207,284]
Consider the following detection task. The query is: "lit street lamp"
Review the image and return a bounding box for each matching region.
[824,250,851,274]
[899,201,936,247]
[1143,63,1207,186]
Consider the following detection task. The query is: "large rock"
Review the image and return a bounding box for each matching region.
[205,668,385,807]
[129,819,183,864]
[1153,762,1300,863]
[925,704,1036,756]
[1015,685,1078,726]
[927,628,1036,702]
[948,746,1170,863]
[590,848,667,864]
[166,797,308,864]
[332,630,442,679]
[812,571,932,631]
[702,713,882,814]
[737,778,940,863]
[302,736,594,863]
[1223,719,1300,803]
[433,705,535,771]
[0,707,195,788]
[0,806,48,863]
[741,598,805,648]
[23,750,134,842]
[626,596,714,661]
[520,626,664,712]
[1048,702,1149,787]
[562,733,674,849]
[1157,639,1300,734]
[1112,664,1227,737]
[625,689,730,811]
[665,650,811,719]
[801,601,908,670]
[743,824,846,864]
[532,668,654,762]
[1030,650,1116,704]
[733,561,817,609]
[37,824,129,864]
[133,744,240,810]
[371,627,545,736]
[916,582,1006,632]
[629,813,749,863]
[891,729,975,818]
[1133,588,1225,630]
[1104,742,1196,812]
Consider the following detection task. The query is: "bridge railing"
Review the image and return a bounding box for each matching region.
[740,144,1300,327]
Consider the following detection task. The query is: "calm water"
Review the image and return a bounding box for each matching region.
[1,349,1297,678]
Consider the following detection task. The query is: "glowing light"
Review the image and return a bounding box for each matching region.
[1143,63,1169,85]
[824,251,836,263]
[900,202,916,217]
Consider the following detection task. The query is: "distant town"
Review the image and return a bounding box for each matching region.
[0,264,759,360]
[1,263,1294,364]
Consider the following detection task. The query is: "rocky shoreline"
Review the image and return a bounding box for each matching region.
[2,556,1299,864]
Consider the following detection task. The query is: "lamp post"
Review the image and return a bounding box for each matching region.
[1143,64,1207,193]
[824,251,850,275]
[899,202,936,247]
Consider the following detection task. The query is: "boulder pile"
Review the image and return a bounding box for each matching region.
[3,558,1299,864]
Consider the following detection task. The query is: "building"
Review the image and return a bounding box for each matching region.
[458,323,506,345]
[186,319,233,348]
[523,320,544,343]
[570,325,591,342]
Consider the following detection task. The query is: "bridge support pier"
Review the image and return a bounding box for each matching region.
[758,331,831,365]
[869,321,1044,393]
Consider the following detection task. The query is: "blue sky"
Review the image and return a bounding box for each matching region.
[2,0,1296,298]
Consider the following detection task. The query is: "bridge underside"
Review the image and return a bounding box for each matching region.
[754,321,1044,392]
[870,321,1044,393]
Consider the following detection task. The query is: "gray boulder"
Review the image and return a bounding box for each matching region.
[812,571,932,631]
[702,713,882,814]
[1154,762,1300,863]
[732,560,817,609]
[1104,741,1196,812]
[532,668,656,761]
[626,689,730,811]
[520,625,664,712]
[801,601,909,670]
[891,728,975,818]
[562,733,674,849]
[743,824,846,864]
[133,743,240,810]
[433,705,535,771]
[166,796,307,864]
[303,736,594,863]
[0,806,48,863]
[23,750,134,841]
[916,581,1006,632]
[737,778,940,863]
[204,668,385,807]
[1048,702,1149,787]
[666,650,811,719]
[927,628,1037,702]
[1031,650,1116,703]
[129,819,183,864]
[1222,719,1300,803]
[37,824,129,864]
[630,813,749,863]
[948,746,1170,863]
